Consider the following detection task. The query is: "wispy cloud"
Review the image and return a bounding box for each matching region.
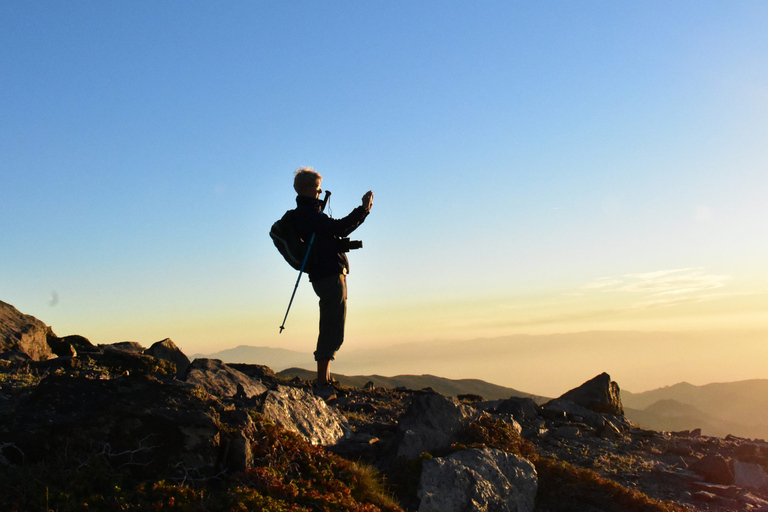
[583,268,730,309]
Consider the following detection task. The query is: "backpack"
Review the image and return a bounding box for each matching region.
[270,210,312,272]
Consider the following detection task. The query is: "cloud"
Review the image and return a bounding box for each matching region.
[583,268,730,310]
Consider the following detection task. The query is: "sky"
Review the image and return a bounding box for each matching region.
[2,1,767,395]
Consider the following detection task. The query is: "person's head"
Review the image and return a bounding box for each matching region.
[294,167,322,198]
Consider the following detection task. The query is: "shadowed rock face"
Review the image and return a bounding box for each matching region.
[395,393,485,459]
[146,338,190,376]
[0,300,54,361]
[557,372,624,416]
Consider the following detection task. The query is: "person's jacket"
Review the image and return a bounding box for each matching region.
[294,195,369,281]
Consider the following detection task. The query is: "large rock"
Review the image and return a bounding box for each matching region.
[556,372,623,416]
[0,300,54,361]
[145,338,190,376]
[689,452,734,485]
[733,460,768,489]
[396,393,484,459]
[184,358,267,399]
[418,447,538,512]
[3,373,222,476]
[259,385,349,446]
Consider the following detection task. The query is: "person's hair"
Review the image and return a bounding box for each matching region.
[293,167,322,194]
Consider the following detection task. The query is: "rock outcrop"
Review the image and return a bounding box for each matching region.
[555,371,623,415]
[0,300,54,360]
[184,358,267,398]
[145,338,190,376]
[396,393,484,459]
[259,385,349,446]
[418,447,538,512]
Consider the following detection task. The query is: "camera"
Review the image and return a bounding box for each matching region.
[337,237,363,253]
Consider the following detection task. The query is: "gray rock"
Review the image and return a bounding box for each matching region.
[103,341,146,353]
[184,358,267,399]
[689,452,734,485]
[259,385,349,446]
[541,398,605,428]
[733,460,768,489]
[60,334,99,353]
[418,447,537,512]
[495,396,540,422]
[225,431,253,472]
[553,425,582,440]
[145,338,190,376]
[0,300,55,361]
[556,372,623,416]
[397,394,484,459]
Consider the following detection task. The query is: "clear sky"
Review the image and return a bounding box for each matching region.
[2,1,767,395]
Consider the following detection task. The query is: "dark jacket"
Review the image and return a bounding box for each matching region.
[294,195,369,281]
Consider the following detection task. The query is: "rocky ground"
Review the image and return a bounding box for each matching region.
[3,298,768,512]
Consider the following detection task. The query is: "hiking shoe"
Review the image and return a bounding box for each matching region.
[312,383,337,403]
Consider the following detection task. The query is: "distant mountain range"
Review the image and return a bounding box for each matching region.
[622,380,768,440]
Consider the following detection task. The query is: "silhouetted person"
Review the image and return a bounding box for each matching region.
[292,167,373,401]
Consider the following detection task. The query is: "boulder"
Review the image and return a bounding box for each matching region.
[556,373,623,416]
[0,300,54,361]
[4,373,222,476]
[60,335,99,353]
[689,452,734,485]
[184,358,267,399]
[259,385,349,446]
[396,394,484,459]
[495,397,540,422]
[103,341,145,353]
[733,460,768,489]
[145,338,190,376]
[418,447,537,512]
[541,398,605,428]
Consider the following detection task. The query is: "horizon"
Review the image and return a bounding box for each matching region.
[3,2,767,397]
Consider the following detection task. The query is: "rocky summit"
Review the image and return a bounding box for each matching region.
[3,299,768,511]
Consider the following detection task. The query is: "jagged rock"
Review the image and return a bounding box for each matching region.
[556,373,623,416]
[733,460,768,489]
[184,358,267,399]
[417,447,537,512]
[88,347,177,375]
[145,338,190,376]
[224,431,253,472]
[258,385,349,446]
[60,334,99,353]
[396,393,484,459]
[689,452,734,485]
[3,373,222,476]
[104,341,146,353]
[228,363,278,386]
[0,300,55,361]
[495,396,540,422]
[541,398,605,428]
[48,337,77,357]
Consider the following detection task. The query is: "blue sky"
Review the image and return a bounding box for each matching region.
[2,2,767,391]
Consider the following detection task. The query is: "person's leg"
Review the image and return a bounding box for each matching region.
[317,358,331,385]
[312,274,347,371]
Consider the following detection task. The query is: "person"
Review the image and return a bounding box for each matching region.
[292,167,373,402]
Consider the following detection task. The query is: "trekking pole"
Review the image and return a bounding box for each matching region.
[279,190,331,333]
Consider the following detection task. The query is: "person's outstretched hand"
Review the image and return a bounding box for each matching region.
[362,191,374,212]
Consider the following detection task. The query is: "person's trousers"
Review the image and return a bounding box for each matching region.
[311,273,347,361]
